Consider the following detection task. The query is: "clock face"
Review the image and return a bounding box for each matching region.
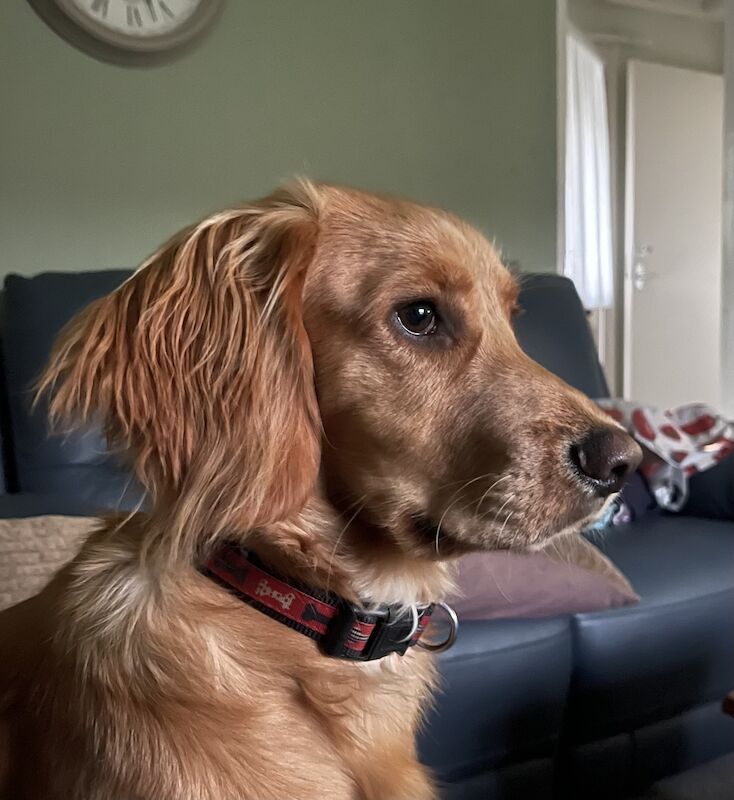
[62,0,201,39]
[30,0,222,63]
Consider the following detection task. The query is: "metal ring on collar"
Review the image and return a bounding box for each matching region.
[416,602,459,653]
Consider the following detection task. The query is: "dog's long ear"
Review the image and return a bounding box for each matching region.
[38,181,322,558]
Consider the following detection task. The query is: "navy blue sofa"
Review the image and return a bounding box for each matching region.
[1,270,732,800]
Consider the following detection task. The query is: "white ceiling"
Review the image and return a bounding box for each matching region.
[570,0,725,74]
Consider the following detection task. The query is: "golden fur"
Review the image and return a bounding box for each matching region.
[0,182,638,799]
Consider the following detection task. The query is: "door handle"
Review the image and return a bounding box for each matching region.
[633,262,654,290]
[631,245,655,290]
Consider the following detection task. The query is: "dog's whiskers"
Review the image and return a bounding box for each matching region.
[473,475,512,515]
[434,471,500,494]
[489,493,515,525]
[434,475,484,555]
[325,495,367,594]
[499,509,514,539]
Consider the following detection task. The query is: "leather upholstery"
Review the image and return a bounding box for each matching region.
[435,757,556,800]
[419,618,572,781]
[0,271,140,507]
[0,491,102,518]
[561,701,734,799]
[513,274,609,398]
[679,455,734,521]
[568,516,734,744]
[646,751,734,800]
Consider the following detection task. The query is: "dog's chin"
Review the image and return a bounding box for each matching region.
[524,493,619,552]
[408,511,525,558]
[409,492,614,557]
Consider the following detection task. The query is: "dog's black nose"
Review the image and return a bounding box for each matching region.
[570,427,642,497]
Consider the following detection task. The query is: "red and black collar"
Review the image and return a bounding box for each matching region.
[200,543,436,662]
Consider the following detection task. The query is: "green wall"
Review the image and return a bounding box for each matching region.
[1,1,557,277]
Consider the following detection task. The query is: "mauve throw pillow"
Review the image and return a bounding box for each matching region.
[450,533,639,620]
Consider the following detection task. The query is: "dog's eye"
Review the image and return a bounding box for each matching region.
[396,301,438,335]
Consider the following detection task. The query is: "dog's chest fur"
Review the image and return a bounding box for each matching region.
[1,531,439,800]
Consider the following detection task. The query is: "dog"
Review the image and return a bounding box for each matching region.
[0,181,641,800]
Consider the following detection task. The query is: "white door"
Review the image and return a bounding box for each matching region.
[624,60,723,410]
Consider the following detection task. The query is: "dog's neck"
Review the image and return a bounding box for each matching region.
[243,496,455,609]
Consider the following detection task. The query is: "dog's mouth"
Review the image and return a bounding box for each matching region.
[336,479,612,559]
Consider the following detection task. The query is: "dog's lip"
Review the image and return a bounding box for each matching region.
[411,492,604,550]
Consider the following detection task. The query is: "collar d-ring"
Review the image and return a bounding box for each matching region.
[416,601,459,653]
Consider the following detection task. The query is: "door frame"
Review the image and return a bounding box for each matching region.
[723,4,734,417]
[621,59,637,400]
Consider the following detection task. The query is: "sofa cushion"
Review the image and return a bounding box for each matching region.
[419,617,572,782]
[1,271,140,507]
[565,515,734,743]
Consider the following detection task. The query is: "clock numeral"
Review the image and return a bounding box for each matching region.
[144,0,158,22]
[159,1,175,19]
[90,0,109,17]
[127,5,143,27]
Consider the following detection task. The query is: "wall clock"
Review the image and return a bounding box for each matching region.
[29,0,224,66]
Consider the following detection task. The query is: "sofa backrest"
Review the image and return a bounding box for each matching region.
[0,270,606,510]
[0,270,138,507]
[513,274,609,399]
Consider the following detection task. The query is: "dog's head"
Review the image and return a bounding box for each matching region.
[40,181,640,561]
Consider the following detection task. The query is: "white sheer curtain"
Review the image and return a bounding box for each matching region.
[564,33,614,310]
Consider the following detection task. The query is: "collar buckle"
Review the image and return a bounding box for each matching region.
[321,602,434,661]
